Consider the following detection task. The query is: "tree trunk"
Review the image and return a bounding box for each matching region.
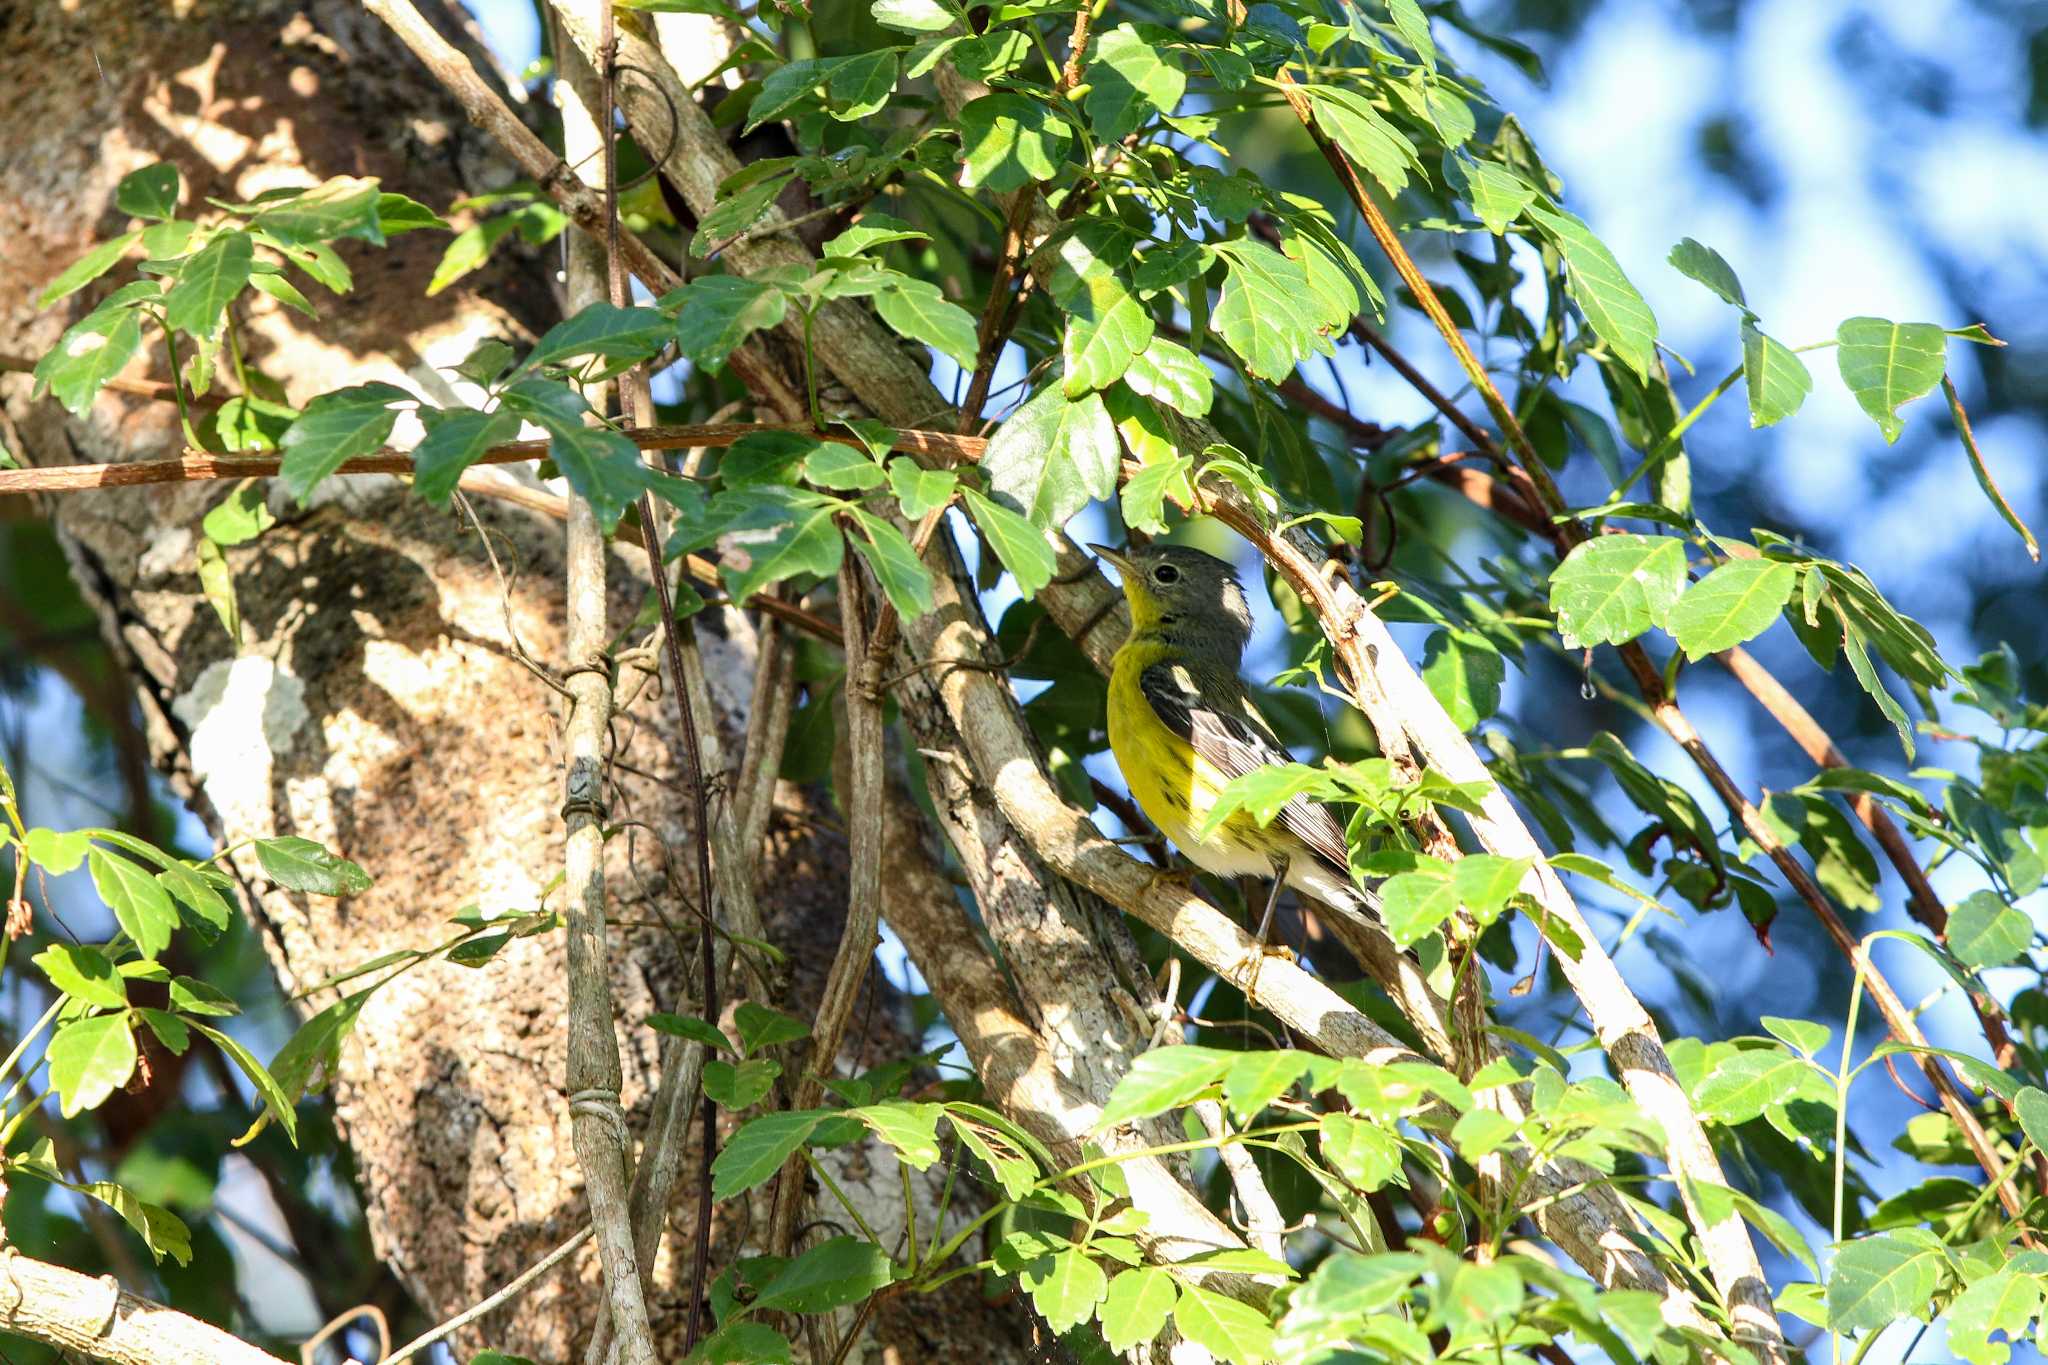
[0,4,1036,1359]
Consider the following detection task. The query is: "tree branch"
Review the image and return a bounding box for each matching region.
[0,1249,281,1365]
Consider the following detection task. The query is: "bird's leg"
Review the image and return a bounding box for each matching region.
[1233,856,1296,998]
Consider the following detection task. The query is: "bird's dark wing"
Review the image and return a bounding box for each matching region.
[1138,661,1354,874]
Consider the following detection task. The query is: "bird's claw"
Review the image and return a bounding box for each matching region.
[1231,941,1296,999]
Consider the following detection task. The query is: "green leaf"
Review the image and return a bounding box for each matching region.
[38,231,143,309]
[875,277,979,369]
[1667,557,1796,660]
[47,1014,138,1118]
[822,213,930,257]
[1380,871,1460,947]
[1420,628,1503,731]
[1387,0,1438,66]
[850,510,935,619]
[1119,453,1193,537]
[647,1013,734,1052]
[163,231,255,340]
[521,303,670,373]
[711,1110,826,1199]
[1452,854,1531,920]
[1099,1267,1178,1353]
[1667,237,1746,309]
[1124,338,1211,417]
[1445,1262,1523,1326]
[849,1101,944,1168]
[1742,323,1811,427]
[91,848,178,959]
[1826,1233,1946,1333]
[1690,1179,1817,1277]
[279,382,409,501]
[169,977,239,1017]
[117,163,182,220]
[1212,240,1334,382]
[1946,890,2032,969]
[1046,223,1154,397]
[946,1108,1041,1200]
[1528,206,1659,381]
[1835,317,1947,443]
[267,991,369,1103]
[212,395,298,452]
[34,945,129,1009]
[1221,1049,1310,1122]
[983,385,1119,530]
[667,275,789,372]
[1548,533,1687,648]
[963,489,1055,597]
[1948,1268,2040,1365]
[872,0,954,32]
[32,299,146,417]
[24,828,93,874]
[887,461,956,519]
[1695,1050,1831,1125]
[202,481,276,547]
[957,93,1072,194]
[1321,1112,1402,1189]
[722,503,843,606]
[2014,1087,2048,1152]
[803,443,886,491]
[195,536,240,645]
[734,1002,811,1055]
[1760,792,1880,914]
[1085,24,1186,141]
[254,835,373,896]
[1094,1046,1232,1130]
[412,406,522,504]
[1022,1248,1109,1334]
[374,192,448,235]
[1444,155,1533,235]
[826,49,899,120]
[755,1235,892,1312]
[248,177,384,247]
[703,1057,780,1109]
[1305,87,1421,197]
[1760,1016,1831,1057]
[189,1021,298,1144]
[1173,1283,1275,1365]
[498,379,652,531]
[686,1322,793,1365]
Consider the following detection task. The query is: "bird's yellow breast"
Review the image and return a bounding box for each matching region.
[1106,640,1281,879]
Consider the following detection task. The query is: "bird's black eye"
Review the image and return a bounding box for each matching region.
[1152,563,1180,585]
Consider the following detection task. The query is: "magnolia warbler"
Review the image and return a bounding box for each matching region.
[1093,542,1381,961]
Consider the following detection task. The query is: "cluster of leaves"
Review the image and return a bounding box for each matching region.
[0,760,371,1270]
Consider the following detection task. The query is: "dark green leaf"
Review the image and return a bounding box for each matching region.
[190,1021,299,1144]
[278,382,409,501]
[754,1236,892,1313]
[521,303,671,373]
[1826,1233,1945,1333]
[1095,1047,1231,1129]
[703,1057,780,1109]
[254,835,373,896]
[669,275,788,374]
[117,164,182,220]
[722,503,843,605]
[887,461,956,519]
[412,406,523,504]
[1420,628,1503,730]
[734,1002,812,1055]
[498,379,652,530]
[1044,223,1154,397]
[1667,237,1746,309]
[647,1013,734,1052]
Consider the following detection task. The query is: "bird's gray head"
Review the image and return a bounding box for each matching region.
[1091,543,1254,658]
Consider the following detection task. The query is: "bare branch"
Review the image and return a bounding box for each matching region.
[0,1250,281,1365]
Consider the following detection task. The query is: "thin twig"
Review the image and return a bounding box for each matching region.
[383,1227,593,1365]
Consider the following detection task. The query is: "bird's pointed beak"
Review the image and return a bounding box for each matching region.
[1088,543,1134,575]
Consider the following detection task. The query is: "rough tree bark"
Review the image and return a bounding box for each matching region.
[0,3,1035,1359]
